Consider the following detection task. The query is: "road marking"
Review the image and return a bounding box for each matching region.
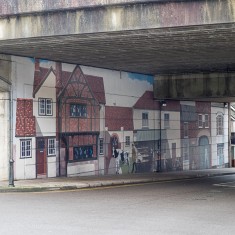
[213,181,235,188]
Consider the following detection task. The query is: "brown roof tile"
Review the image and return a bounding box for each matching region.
[85,75,106,104]
[133,91,159,110]
[105,106,133,131]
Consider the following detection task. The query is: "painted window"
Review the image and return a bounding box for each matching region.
[164,113,170,129]
[39,98,53,116]
[48,138,56,156]
[198,114,203,128]
[125,136,130,146]
[99,139,104,155]
[204,114,209,128]
[142,112,149,128]
[73,146,93,161]
[198,114,209,128]
[70,104,87,117]
[20,139,32,158]
[216,114,224,135]
[184,122,188,138]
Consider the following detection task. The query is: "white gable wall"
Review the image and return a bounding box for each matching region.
[33,71,57,136]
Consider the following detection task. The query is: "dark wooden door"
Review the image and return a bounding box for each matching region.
[36,138,47,176]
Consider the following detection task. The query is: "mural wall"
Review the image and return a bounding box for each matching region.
[0,56,230,180]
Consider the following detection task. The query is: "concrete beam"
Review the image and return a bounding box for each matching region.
[0,1,205,16]
[154,72,235,102]
[0,0,235,40]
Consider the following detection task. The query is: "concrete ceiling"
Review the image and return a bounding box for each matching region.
[0,23,235,75]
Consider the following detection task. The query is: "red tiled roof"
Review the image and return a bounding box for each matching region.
[61,71,72,88]
[33,62,105,104]
[85,75,106,104]
[15,99,36,137]
[133,91,159,110]
[196,101,211,113]
[134,91,181,111]
[105,106,133,131]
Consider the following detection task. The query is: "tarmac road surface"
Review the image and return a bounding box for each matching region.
[0,174,235,235]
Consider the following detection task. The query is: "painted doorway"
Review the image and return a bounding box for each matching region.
[36,138,47,177]
[199,136,210,169]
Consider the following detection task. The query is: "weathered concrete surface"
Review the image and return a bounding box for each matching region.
[0,0,235,39]
[0,0,235,75]
[0,0,198,16]
[0,55,11,91]
[154,72,235,102]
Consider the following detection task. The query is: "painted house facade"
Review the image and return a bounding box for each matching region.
[0,56,230,180]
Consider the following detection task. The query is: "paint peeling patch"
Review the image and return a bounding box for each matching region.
[127,72,153,84]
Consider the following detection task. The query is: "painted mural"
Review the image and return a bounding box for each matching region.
[0,56,229,180]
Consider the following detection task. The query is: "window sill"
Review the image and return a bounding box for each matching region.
[47,154,56,157]
[68,157,97,163]
[20,156,32,159]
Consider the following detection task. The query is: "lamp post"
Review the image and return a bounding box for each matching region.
[158,100,166,172]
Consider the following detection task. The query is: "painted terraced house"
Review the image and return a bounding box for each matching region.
[0,56,230,180]
[15,59,106,179]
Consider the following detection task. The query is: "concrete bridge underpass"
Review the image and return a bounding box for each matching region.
[1,0,235,100]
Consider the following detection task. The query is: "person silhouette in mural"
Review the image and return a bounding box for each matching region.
[113,148,120,174]
[131,143,138,173]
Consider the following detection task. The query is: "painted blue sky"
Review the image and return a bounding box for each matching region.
[127,72,153,85]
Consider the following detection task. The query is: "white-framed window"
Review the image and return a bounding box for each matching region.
[184,122,188,138]
[198,114,203,128]
[48,138,56,156]
[142,112,149,128]
[164,113,170,129]
[216,114,224,135]
[39,98,53,116]
[46,99,52,115]
[125,136,130,147]
[198,114,209,128]
[99,138,104,155]
[205,114,209,128]
[20,139,32,158]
